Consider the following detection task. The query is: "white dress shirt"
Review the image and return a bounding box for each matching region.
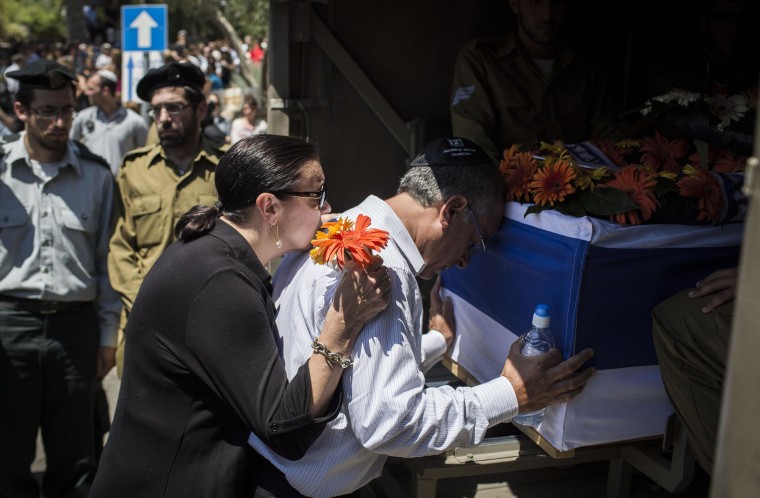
[248,195,518,497]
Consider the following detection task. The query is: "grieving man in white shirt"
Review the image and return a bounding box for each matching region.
[248,137,595,498]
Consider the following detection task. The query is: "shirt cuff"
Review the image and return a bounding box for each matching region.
[420,329,448,372]
[99,324,119,348]
[471,376,519,426]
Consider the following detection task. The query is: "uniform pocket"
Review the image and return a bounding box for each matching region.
[130,195,163,247]
[0,205,28,229]
[58,200,98,233]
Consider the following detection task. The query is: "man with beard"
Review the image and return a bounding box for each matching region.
[0,59,120,498]
[108,62,227,376]
[450,0,619,158]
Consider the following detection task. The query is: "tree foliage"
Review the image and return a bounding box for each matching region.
[0,0,268,47]
[0,0,65,42]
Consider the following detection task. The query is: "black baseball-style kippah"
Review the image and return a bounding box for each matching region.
[5,59,76,90]
[136,62,206,101]
[409,137,494,167]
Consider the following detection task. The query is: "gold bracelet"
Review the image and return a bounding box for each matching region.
[312,337,354,369]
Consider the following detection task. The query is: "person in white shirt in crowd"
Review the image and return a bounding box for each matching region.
[3,53,26,103]
[230,95,267,144]
[248,137,596,498]
[70,69,149,176]
[94,43,113,70]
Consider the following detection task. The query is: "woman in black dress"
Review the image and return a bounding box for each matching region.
[91,135,390,497]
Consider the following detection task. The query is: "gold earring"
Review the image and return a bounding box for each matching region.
[274,225,283,249]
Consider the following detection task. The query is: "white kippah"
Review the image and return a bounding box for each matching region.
[97,69,118,84]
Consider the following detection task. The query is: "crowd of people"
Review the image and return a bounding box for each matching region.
[1,32,268,145]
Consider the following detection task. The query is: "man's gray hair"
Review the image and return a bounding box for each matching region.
[397,163,503,218]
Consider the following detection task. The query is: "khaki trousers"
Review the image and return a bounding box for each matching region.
[652,288,733,475]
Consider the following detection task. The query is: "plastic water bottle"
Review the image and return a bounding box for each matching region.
[512,304,555,429]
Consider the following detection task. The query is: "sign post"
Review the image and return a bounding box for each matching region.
[121,4,168,104]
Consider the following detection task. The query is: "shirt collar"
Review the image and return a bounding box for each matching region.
[4,132,83,175]
[96,105,127,122]
[497,32,576,69]
[349,195,426,276]
[210,219,273,293]
[149,136,225,169]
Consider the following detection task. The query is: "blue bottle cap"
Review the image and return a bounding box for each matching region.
[534,304,550,317]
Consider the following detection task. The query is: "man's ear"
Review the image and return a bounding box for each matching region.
[195,99,208,122]
[439,194,468,229]
[13,102,28,123]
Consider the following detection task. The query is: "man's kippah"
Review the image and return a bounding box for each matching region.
[136,62,205,101]
[5,59,76,90]
[97,69,118,84]
[409,137,494,167]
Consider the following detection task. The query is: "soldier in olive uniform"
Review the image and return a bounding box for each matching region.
[108,62,228,376]
[450,0,619,158]
[0,59,120,498]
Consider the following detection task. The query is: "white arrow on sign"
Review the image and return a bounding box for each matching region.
[130,11,159,49]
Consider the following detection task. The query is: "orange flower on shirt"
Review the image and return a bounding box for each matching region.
[603,165,658,225]
[529,158,576,206]
[677,166,723,222]
[310,214,390,270]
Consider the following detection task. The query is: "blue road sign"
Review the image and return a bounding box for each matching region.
[122,5,168,52]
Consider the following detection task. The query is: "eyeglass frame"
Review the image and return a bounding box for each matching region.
[467,206,487,253]
[147,103,194,118]
[273,184,327,210]
[27,105,77,120]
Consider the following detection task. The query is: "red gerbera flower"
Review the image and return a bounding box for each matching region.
[689,146,747,173]
[677,167,723,222]
[310,214,390,270]
[529,158,576,206]
[713,150,747,173]
[640,131,689,173]
[502,151,537,202]
[594,140,627,168]
[603,165,658,225]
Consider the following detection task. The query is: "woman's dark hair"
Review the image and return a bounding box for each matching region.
[175,134,319,241]
[242,94,258,109]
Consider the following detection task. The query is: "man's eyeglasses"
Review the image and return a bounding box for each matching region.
[275,184,327,210]
[28,105,77,120]
[147,103,192,118]
[467,207,487,253]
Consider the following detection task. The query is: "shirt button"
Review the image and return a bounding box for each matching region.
[41,212,48,218]
[270,423,279,433]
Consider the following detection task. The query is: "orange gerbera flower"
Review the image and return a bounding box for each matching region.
[677,166,723,222]
[499,144,521,171]
[603,165,658,225]
[640,131,689,173]
[310,214,390,270]
[529,158,576,206]
[502,151,537,202]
